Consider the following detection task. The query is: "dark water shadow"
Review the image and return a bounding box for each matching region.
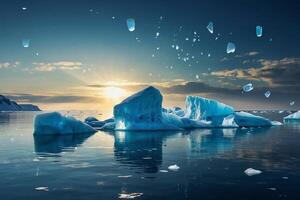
[33,133,95,155]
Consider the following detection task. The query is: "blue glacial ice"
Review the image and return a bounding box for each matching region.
[226,42,236,53]
[243,83,254,92]
[126,18,135,32]
[22,39,30,48]
[113,86,181,131]
[284,110,300,122]
[185,96,235,127]
[256,26,263,37]
[234,111,273,127]
[207,21,213,34]
[34,112,96,135]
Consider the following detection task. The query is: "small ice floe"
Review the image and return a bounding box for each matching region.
[142,157,152,160]
[155,32,160,38]
[256,26,263,37]
[126,18,135,32]
[22,39,30,48]
[207,21,213,34]
[118,175,133,178]
[243,83,254,92]
[282,176,289,180]
[22,7,27,10]
[168,164,180,171]
[267,187,277,191]
[265,91,271,98]
[175,45,179,50]
[159,170,168,173]
[33,158,40,162]
[35,187,49,192]
[244,168,262,176]
[226,42,236,53]
[118,192,143,199]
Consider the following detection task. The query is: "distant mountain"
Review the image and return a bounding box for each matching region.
[0,95,41,111]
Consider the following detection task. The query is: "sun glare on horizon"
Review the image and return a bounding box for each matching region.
[103,86,127,100]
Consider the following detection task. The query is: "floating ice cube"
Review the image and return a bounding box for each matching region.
[168,164,180,171]
[22,39,30,48]
[243,83,253,92]
[207,21,213,34]
[264,91,271,98]
[256,26,263,37]
[244,168,262,176]
[155,32,160,38]
[126,18,135,32]
[290,101,295,106]
[118,193,143,199]
[35,187,49,192]
[226,42,236,53]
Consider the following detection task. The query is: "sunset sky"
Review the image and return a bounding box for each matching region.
[1,0,300,115]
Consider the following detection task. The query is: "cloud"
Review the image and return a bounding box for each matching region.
[33,61,82,72]
[211,57,300,86]
[0,61,20,69]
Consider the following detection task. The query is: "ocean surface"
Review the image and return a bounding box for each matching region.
[0,111,299,200]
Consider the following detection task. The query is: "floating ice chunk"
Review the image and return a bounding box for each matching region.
[159,170,168,173]
[290,101,295,106]
[35,187,49,192]
[168,164,180,171]
[175,45,179,50]
[271,121,283,126]
[22,7,27,10]
[185,96,234,126]
[119,192,143,199]
[113,86,180,130]
[196,74,199,79]
[226,42,236,53]
[256,26,263,37]
[222,114,238,128]
[268,188,277,191]
[282,176,289,179]
[34,112,96,135]
[264,91,271,98]
[244,168,262,176]
[22,39,30,48]
[126,18,135,32]
[118,175,132,178]
[243,83,254,92]
[235,111,272,127]
[155,32,160,38]
[284,110,300,122]
[207,21,213,34]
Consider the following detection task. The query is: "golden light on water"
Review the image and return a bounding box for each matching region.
[103,86,127,100]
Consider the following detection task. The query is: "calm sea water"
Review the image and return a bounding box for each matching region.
[0,111,299,200]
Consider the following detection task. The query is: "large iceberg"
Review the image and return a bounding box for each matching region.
[234,111,272,127]
[284,110,300,122]
[185,96,235,127]
[34,112,96,135]
[113,86,181,130]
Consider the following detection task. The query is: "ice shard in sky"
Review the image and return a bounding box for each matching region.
[226,42,236,53]
[207,21,213,34]
[126,18,135,32]
[243,83,253,92]
[256,26,263,37]
[22,39,30,48]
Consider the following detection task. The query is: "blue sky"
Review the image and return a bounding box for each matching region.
[0,0,300,112]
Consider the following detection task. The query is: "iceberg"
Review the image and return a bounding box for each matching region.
[113,86,180,130]
[284,110,300,122]
[244,168,262,176]
[185,96,234,127]
[34,112,96,135]
[234,111,272,127]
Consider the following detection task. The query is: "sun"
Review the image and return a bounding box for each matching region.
[103,86,127,100]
